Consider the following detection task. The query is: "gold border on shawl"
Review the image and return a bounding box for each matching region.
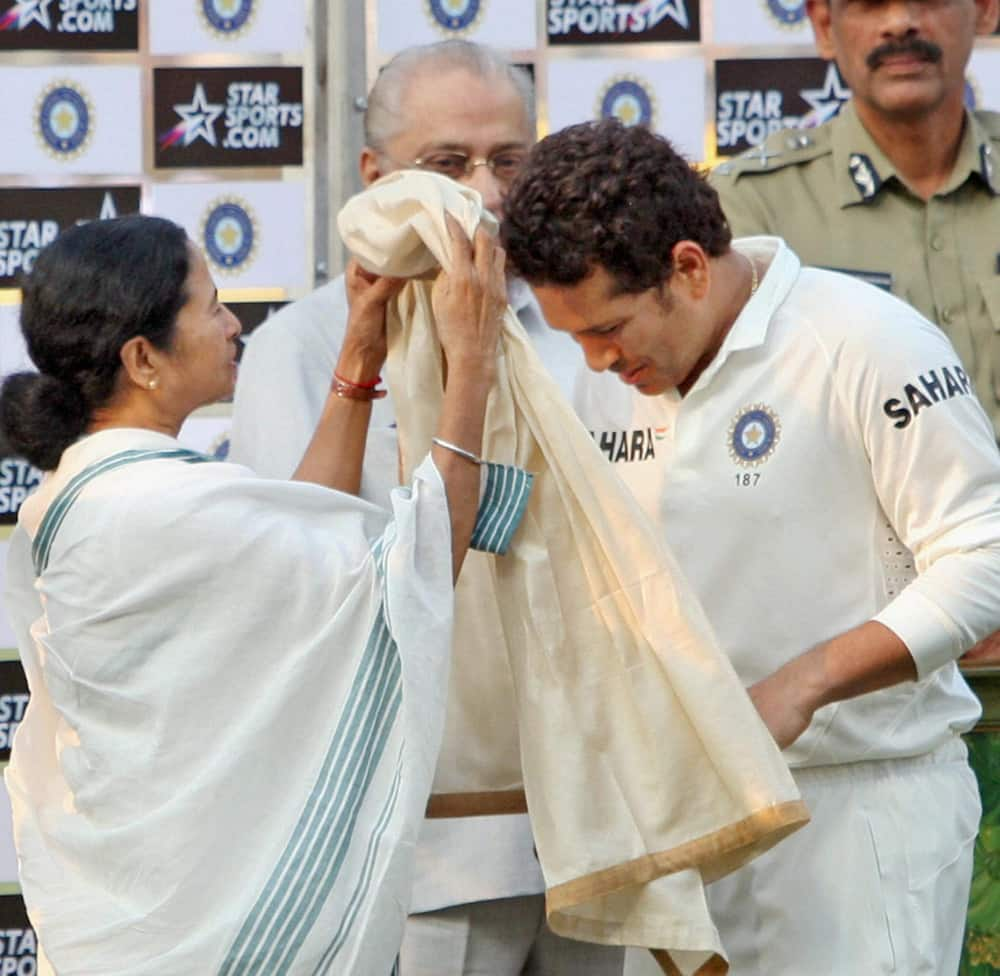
[651,948,729,976]
[426,789,529,818]
[545,800,810,913]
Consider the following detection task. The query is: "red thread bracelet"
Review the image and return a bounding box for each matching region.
[331,375,387,401]
[334,371,382,390]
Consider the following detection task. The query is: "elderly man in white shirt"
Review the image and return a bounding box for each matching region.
[229,39,621,976]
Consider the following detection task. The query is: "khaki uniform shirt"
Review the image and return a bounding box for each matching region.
[709,99,1000,436]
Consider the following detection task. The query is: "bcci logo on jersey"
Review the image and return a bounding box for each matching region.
[597,75,656,128]
[728,404,781,467]
[199,0,256,38]
[762,0,806,27]
[202,197,257,275]
[35,80,93,160]
[425,0,485,35]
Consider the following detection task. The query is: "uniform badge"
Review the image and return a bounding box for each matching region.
[762,0,806,27]
[597,75,657,129]
[199,0,256,39]
[35,81,94,160]
[848,152,881,202]
[425,0,485,35]
[728,404,781,466]
[202,197,258,275]
[982,144,997,195]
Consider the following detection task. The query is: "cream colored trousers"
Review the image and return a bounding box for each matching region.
[626,738,979,976]
[401,895,625,976]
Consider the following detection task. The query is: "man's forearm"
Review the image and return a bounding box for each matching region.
[749,620,917,749]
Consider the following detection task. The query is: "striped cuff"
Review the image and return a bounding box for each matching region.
[470,463,533,555]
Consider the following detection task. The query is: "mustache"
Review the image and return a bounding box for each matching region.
[866,37,942,70]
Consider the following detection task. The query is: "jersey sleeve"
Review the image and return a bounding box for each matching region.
[831,298,1000,677]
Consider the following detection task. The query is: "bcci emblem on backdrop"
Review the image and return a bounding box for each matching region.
[203,197,257,275]
[763,0,806,26]
[426,0,484,34]
[598,75,656,128]
[199,0,255,37]
[728,404,781,467]
[35,80,93,160]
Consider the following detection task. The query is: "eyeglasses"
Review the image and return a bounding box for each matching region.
[408,149,528,185]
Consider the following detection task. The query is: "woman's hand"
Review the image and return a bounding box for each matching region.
[340,259,404,383]
[432,214,507,384]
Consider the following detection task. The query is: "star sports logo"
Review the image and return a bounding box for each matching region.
[628,0,688,30]
[799,63,851,127]
[0,0,52,30]
[159,83,223,149]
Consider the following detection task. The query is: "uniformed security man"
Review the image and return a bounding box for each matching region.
[710,0,1000,436]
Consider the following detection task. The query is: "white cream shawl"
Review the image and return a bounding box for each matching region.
[338,172,810,975]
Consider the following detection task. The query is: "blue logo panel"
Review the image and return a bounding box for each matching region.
[765,0,806,26]
[39,85,90,155]
[204,201,255,270]
[599,78,655,127]
[427,0,482,31]
[202,0,254,33]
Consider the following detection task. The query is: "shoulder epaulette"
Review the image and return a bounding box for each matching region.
[712,125,832,182]
[978,110,1000,142]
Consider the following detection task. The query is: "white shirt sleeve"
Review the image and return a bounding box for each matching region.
[833,307,1000,678]
[228,279,349,479]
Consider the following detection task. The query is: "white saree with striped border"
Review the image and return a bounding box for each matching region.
[4,427,530,975]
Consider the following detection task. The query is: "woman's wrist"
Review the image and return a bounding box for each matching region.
[334,346,385,388]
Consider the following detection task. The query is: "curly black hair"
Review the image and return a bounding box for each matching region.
[501,119,731,293]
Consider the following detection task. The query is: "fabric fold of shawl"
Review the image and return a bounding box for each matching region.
[338,171,809,975]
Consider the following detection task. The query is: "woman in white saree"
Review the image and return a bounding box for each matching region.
[0,214,528,976]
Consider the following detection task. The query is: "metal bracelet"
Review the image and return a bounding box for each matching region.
[431,437,482,466]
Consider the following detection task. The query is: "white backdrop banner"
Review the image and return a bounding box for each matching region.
[968,48,1000,111]
[149,0,308,55]
[547,56,706,162]
[712,0,814,45]
[378,0,538,54]
[151,180,309,291]
[0,306,29,382]
[0,66,142,176]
